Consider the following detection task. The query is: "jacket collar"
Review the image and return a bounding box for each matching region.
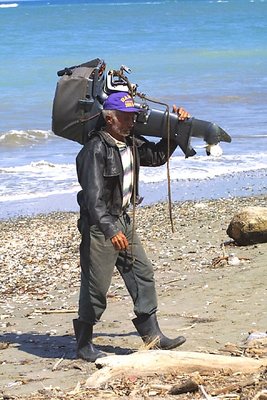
[97,129,144,148]
[98,129,118,147]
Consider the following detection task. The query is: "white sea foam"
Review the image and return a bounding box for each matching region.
[0,160,76,180]
[139,153,267,183]
[0,187,79,202]
[0,3,18,8]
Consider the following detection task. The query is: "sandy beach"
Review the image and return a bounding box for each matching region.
[1,195,266,399]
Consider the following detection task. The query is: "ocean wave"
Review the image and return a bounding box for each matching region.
[0,187,78,203]
[0,160,74,174]
[0,160,78,202]
[0,129,53,146]
[1,153,267,182]
[0,3,18,7]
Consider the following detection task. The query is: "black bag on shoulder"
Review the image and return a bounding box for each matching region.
[52,58,106,145]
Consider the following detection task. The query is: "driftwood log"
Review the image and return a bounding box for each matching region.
[86,350,267,388]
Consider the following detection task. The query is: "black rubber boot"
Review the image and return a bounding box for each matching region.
[132,313,186,350]
[73,319,106,362]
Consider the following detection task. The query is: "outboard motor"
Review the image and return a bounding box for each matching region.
[52,58,231,156]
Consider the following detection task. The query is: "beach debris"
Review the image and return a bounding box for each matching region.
[0,341,10,350]
[227,206,267,245]
[67,381,81,395]
[211,252,250,268]
[211,243,250,267]
[85,350,267,389]
[245,331,267,344]
[176,323,196,331]
[243,331,267,358]
[210,376,257,397]
[168,378,199,395]
[219,342,244,356]
[227,253,241,266]
[52,353,66,371]
[252,390,267,400]
[220,332,267,359]
[199,384,216,399]
[33,308,77,315]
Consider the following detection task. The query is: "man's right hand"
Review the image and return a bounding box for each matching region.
[111,231,129,250]
[172,105,191,120]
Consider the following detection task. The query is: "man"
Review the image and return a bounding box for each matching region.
[74,92,190,362]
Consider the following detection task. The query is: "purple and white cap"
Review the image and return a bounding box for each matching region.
[103,92,141,113]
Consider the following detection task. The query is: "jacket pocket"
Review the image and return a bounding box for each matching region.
[104,164,121,177]
[104,147,122,177]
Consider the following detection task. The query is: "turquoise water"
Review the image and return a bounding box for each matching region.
[0,0,266,217]
[1,0,266,130]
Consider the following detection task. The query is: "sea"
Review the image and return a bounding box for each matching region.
[0,0,266,219]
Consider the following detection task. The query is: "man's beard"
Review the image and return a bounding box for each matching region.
[120,128,131,137]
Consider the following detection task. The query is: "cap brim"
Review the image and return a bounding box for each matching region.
[120,107,143,113]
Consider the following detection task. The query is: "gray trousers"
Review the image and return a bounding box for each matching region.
[78,212,158,324]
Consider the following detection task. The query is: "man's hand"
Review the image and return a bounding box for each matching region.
[172,105,191,120]
[111,231,129,250]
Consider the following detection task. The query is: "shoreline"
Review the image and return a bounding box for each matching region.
[1,195,266,398]
[1,169,266,220]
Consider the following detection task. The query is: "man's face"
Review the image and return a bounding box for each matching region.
[112,111,136,138]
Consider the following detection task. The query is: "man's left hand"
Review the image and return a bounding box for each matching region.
[111,231,129,250]
[172,105,191,120]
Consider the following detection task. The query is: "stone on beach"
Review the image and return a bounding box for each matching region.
[227,206,267,245]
